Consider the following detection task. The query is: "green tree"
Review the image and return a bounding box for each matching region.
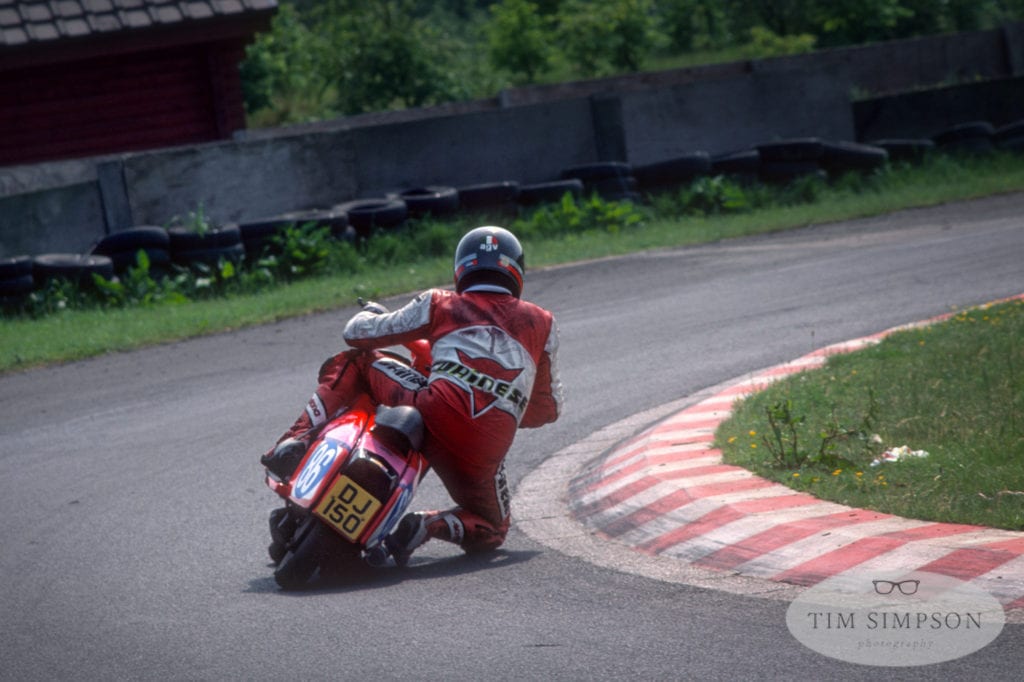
[659,0,732,51]
[240,3,332,122]
[557,0,659,76]
[487,0,553,84]
[318,0,463,115]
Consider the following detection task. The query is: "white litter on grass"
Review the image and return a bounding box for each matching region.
[870,445,930,467]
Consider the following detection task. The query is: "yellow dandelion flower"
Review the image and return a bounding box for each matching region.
[832,469,842,476]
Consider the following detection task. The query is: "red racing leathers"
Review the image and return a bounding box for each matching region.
[275,285,563,553]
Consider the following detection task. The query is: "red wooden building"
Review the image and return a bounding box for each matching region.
[0,0,277,167]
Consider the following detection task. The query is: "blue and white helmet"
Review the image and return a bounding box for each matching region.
[453,226,525,297]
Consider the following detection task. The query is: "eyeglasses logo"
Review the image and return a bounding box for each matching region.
[872,579,920,595]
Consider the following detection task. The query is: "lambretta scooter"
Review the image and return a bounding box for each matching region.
[264,342,431,590]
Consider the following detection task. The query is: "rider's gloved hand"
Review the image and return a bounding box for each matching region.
[358,298,389,315]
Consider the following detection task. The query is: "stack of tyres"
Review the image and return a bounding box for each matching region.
[994,120,1024,153]
[32,254,115,289]
[710,149,761,182]
[0,256,34,305]
[933,121,995,155]
[455,181,520,214]
[517,178,584,206]
[633,152,712,192]
[869,138,936,164]
[335,199,408,240]
[238,209,351,257]
[168,224,245,267]
[560,162,639,201]
[88,226,171,276]
[756,138,827,183]
[388,187,459,219]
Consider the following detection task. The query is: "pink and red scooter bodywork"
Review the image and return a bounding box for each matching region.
[265,393,428,554]
[265,342,432,585]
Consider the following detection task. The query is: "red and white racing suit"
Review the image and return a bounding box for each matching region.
[278,285,563,552]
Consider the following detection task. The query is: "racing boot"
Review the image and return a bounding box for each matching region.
[385,511,464,567]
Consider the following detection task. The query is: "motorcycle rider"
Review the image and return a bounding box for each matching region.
[262,225,563,565]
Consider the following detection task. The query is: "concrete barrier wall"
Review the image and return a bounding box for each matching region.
[854,76,1024,141]
[2,24,1023,258]
[620,70,853,164]
[1,69,854,256]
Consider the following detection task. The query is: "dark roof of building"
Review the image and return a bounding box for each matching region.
[0,0,277,50]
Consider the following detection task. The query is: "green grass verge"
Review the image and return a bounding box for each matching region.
[716,298,1024,530]
[2,153,1024,375]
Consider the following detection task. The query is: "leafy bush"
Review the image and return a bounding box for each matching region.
[513,192,646,240]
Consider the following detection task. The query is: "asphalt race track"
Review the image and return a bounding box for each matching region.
[1,193,1023,680]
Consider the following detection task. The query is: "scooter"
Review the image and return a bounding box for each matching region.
[264,342,431,590]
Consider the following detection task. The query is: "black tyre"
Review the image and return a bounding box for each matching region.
[820,141,888,173]
[33,254,115,286]
[456,181,520,211]
[756,138,824,163]
[759,161,826,184]
[933,121,995,154]
[710,149,760,177]
[589,175,638,200]
[0,256,33,280]
[102,247,171,273]
[337,199,408,238]
[633,152,712,190]
[995,120,1024,152]
[869,138,935,163]
[518,179,584,206]
[89,226,170,255]
[167,224,242,252]
[560,161,632,182]
[0,274,34,296]
[390,187,459,218]
[171,243,245,267]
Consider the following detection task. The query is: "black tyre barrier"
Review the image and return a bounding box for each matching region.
[389,187,459,218]
[820,141,888,173]
[633,152,712,189]
[869,138,936,163]
[0,274,34,296]
[33,254,115,286]
[88,226,170,255]
[336,199,408,238]
[171,243,246,267]
[710,149,760,177]
[455,181,520,211]
[756,138,824,163]
[517,179,584,206]
[0,255,33,280]
[933,121,995,154]
[167,224,242,252]
[759,161,825,184]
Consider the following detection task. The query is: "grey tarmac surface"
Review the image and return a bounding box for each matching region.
[1,193,1023,680]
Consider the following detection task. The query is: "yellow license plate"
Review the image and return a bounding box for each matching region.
[314,475,383,542]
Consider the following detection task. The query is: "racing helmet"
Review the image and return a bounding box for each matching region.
[453,226,525,298]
